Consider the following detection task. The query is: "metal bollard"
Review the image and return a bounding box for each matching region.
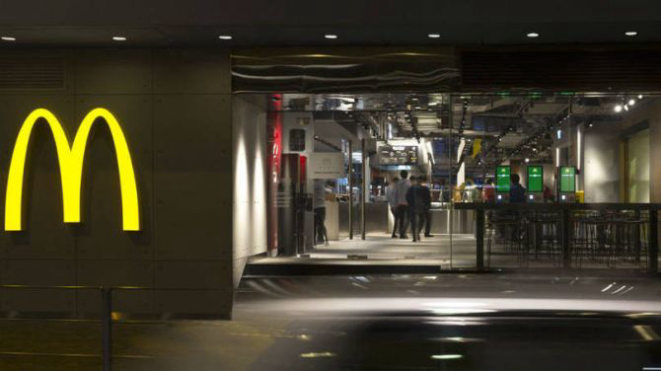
[101,287,113,371]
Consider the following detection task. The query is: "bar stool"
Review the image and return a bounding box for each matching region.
[486,212,524,268]
[525,212,562,266]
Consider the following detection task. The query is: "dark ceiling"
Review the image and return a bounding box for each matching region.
[1,0,661,47]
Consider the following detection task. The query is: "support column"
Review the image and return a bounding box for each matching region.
[361,138,367,240]
[348,140,354,240]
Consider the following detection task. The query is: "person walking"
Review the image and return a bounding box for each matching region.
[395,170,411,239]
[420,177,433,238]
[313,179,329,245]
[406,176,428,242]
[386,177,400,238]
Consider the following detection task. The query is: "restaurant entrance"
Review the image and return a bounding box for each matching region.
[234,91,661,273]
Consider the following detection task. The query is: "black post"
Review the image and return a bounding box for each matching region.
[562,209,572,269]
[649,210,658,274]
[361,138,367,240]
[476,209,485,270]
[102,287,113,371]
[348,140,354,240]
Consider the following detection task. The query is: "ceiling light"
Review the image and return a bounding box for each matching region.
[218,35,232,40]
[638,94,644,99]
[1,36,16,42]
[625,31,638,37]
[614,104,623,113]
[624,104,629,111]
[525,158,530,163]
[112,36,127,41]
[428,33,441,39]
[527,32,539,38]
[325,34,338,40]
[628,99,636,106]
[431,354,463,360]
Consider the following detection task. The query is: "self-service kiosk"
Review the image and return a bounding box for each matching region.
[526,165,544,202]
[558,166,576,203]
[495,165,511,203]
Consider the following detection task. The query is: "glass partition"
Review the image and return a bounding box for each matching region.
[236,92,659,272]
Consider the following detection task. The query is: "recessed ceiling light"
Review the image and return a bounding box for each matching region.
[527,32,539,38]
[431,354,463,360]
[1,36,16,42]
[625,31,638,37]
[428,33,441,39]
[218,35,232,40]
[112,36,127,41]
[325,34,338,40]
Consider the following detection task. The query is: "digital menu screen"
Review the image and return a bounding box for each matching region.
[527,166,543,193]
[560,166,576,193]
[496,166,511,193]
[378,145,418,166]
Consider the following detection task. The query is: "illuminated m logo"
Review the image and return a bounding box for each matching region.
[5,108,140,231]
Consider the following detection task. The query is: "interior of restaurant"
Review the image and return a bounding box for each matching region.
[233,92,659,270]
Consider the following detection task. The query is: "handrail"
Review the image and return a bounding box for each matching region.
[456,202,660,274]
[454,202,661,211]
[0,285,226,371]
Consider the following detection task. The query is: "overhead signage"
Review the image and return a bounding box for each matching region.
[378,145,418,166]
[559,166,576,193]
[527,166,543,193]
[309,152,346,179]
[5,108,140,231]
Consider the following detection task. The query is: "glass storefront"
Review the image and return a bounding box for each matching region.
[234,92,659,271]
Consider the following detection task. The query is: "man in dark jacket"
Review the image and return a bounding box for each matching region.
[406,176,430,242]
[420,177,433,237]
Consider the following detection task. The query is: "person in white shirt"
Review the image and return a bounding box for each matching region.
[395,170,412,238]
[386,177,400,238]
[313,179,329,245]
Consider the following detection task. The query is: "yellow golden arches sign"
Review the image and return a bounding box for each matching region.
[5,108,140,231]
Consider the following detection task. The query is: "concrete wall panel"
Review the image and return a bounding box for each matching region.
[74,49,153,95]
[153,49,231,94]
[155,261,229,289]
[2,260,75,286]
[77,260,153,287]
[153,95,231,261]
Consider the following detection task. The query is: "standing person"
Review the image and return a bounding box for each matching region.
[386,177,400,238]
[483,179,496,203]
[313,179,329,245]
[406,176,427,242]
[395,170,411,239]
[420,177,433,238]
[509,174,526,203]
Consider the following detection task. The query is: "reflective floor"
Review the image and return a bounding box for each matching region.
[234,273,661,371]
[251,233,651,271]
[2,273,661,370]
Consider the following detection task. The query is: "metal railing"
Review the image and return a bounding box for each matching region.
[0,285,225,371]
[455,203,660,273]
